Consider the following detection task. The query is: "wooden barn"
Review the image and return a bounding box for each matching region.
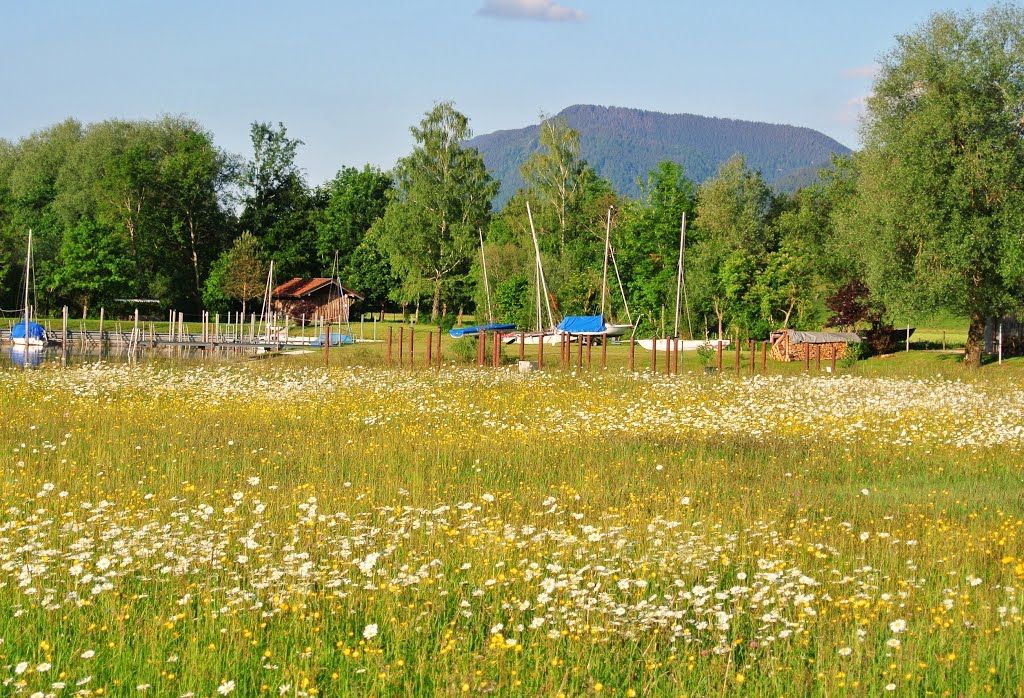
[770,329,861,362]
[271,278,362,324]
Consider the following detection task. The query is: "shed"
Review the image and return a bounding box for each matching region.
[770,329,861,362]
[271,278,363,323]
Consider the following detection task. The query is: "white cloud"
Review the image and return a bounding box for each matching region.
[835,93,871,125]
[478,0,586,22]
[841,64,879,80]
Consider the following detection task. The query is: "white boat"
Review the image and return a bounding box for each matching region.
[603,323,633,338]
[504,331,563,345]
[7,230,49,348]
[636,338,730,352]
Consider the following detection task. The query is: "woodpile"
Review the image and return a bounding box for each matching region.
[770,330,860,362]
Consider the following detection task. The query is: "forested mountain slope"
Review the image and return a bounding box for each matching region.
[466,104,852,205]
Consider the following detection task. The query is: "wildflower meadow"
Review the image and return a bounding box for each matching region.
[1,362,1022,696]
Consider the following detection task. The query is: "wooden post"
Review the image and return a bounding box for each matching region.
[831,346,837,373]
[436,328,442,369]
[426,329,432,367]
[601,333,607,370]
[214,313,220,346]
[409,325,415,369]
[674,339,680,375]
[629,336,635,372]
[492,332,499,368]
[519,332,525,361]
[716,339,723,372]
[749,340,755,374]
[324,319,330,366]
[576,334,583,369]
[761,340,768,373]
[399,326,405,366]
[815,344,821,372]
[665,337,672,375]
[133,308,139,349]
[586,336,592,370]
[537,333,544,370]
[804,342,810,372]
[62,305,68,348]
[477,328,485,367]
[560,333,566,368]
[734,333,741,374]
[98,307,105,347]
[386,326,393,367]
[651,338,657,373]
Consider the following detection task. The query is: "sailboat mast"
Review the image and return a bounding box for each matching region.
[526,202,555,330]
[23,229,32,348]
[601,206,612,318]
[673,212,685,338]
[478,228,493,325]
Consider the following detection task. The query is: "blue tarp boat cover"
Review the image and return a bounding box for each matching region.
[449,323,516,338]
[557,316,605,334]
[10,321,45,341]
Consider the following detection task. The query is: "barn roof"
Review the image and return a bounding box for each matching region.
[272,278,363,300]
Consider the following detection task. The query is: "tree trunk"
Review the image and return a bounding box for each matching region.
[964,310,986,368]
[431,279,442,323]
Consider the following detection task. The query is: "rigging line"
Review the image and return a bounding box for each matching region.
[608,245,632,325]
[478,228,493,325]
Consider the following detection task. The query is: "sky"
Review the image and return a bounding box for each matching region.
[0,0,1002,187]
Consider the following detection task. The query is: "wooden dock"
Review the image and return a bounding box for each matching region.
[0,328,321,351]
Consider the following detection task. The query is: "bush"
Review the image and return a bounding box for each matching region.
[449,335,493,364]
[839,341,870,368]
[439,313,457,333]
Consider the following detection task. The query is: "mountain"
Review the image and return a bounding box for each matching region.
[465,105,852,206]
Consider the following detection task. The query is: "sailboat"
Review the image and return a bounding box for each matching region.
[599,205,633,337]
[7,230,49,348]
[505,202,562,345]
[451,228,516,338]
[637,212,728,352]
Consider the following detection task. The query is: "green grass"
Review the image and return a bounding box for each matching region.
[0,358,1022,696]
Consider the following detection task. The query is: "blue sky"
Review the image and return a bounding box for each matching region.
[0,0,1000,187]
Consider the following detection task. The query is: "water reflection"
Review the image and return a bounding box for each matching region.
[3,345,259,369]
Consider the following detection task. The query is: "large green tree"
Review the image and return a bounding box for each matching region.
[238,122,318,279]
[689,155,777,337]
[374,102,498,321]
[847,4,1024,367]
[315,165,393,270]
[520,116,587,246]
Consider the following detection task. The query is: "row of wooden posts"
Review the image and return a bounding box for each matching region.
[372,329,843,374]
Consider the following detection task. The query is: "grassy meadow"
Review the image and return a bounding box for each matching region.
[1,350,1023,696]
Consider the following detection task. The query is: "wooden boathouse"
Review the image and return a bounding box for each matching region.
[271,278,362,324]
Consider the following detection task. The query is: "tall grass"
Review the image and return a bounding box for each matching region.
[0,362,1021,696]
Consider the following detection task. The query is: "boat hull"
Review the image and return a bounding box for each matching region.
[636,339,730,352]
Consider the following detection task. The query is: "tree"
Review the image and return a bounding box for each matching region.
[238,122,318,278]
[215,232,267,320]
[315,165,392,268]
[849,4,1024,367]
[521,116,587,245]
[48,220,133,316]
[617,161,697,336]
[374,102,498,321]
[689,155,776,337]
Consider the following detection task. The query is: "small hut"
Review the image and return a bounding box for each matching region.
[770,329,861,362]
[271,278,362,324]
